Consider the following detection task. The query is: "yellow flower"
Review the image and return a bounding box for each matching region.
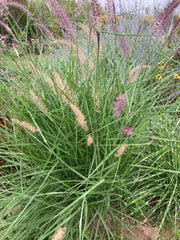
[155,74,162,80]
[102,15,107,22]
[174,73,180,79]
[155,74,160,80]
[159,66,164,70]
[116,16,120,20]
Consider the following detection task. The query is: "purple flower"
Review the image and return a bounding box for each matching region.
[122,126,133,136]
[45,0,74,40]
[113,93,127,117]
[91,0,101,18]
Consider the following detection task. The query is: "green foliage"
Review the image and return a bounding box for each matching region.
[0,1,180,240]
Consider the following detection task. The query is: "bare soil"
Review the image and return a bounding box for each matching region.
[87,208,179,240]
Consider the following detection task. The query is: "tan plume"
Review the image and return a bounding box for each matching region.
[46,72,89,132]
[29,62,41,76]
[12,118,39,133]
[114,145,127,157]
[69,103,89,132]
[92,88,100,112]
[29,89,47,111]
[45,75,57,93]
[52,227,66,240]
[87,134,93,146]
[54,72,77,105]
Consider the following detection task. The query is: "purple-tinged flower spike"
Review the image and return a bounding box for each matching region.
[113,93,127,118]
[45,0,74,40]
[73,0,87,19]
[0,34,9,48]
[133,24,142,49]
[152,0,180,35]
[35,22,55,40]
[113,25,131,59]
[163,48,180,71]
[122,126,133,136]
[2,1,33,19]
[91,0,102,32]
[165,17,180,46]
[0,20,12,34]
[91,0,102,58]
[105,0,130,59]
[91,0,101,18]
[106,0,115,24]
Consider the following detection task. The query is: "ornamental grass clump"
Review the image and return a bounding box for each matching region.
[0,1,180,239]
